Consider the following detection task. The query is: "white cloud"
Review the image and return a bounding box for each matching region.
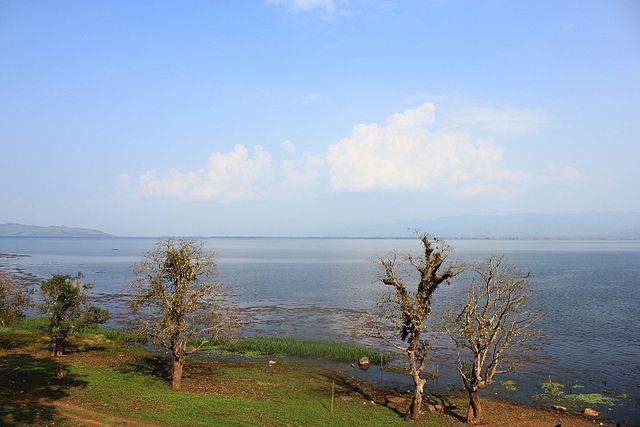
[281,139,297,153]
[268,0,335,13]
[132,101,565,203]
[137,145,272,202]
[439,102,548,135]
[283,153,324,186]
[326,102,527,195]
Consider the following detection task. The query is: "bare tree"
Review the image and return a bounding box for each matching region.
[130,239,239,390]
[370,233,458,422]
[443,256,537,424]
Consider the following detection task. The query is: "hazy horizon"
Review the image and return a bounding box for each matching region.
[1,1,638,236]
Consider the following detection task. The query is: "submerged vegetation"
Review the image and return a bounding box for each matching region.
[537,379,621,409]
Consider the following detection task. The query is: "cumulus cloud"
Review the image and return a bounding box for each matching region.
[137,145,272,202]
[283,153,324,186]
[326,102,527,195]
[132,101,564,203]
[281,139,297,153]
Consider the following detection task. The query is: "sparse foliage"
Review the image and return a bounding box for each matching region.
[130,239,239,390]
[369,233,458,421]
[443,256,537,424]
[40,273,110,356]
[0,270,30,326]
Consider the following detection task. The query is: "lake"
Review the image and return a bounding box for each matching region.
[1,237,639,424]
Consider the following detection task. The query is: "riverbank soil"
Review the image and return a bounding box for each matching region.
[0,326,608,426]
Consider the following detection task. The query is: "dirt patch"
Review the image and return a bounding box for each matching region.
[55,401,162,427]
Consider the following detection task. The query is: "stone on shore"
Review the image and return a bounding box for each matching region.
[358,356,370,368]
[584,408,599,417]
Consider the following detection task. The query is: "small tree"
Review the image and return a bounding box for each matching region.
[371,233,458,421]
[41,273,110,356]
[130,239,238,391]
[0,270,30,326]
[443,256,537,424]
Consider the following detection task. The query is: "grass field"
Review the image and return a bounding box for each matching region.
[0,319,603,427]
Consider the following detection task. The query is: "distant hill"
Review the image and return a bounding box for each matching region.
[0,223,113,237]
[325,212,640,239]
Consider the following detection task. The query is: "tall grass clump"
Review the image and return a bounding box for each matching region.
[217,336,390,363]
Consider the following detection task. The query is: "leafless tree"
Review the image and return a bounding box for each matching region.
[369,233,459,421]
[443,256,537,424]
[130,239,239,390]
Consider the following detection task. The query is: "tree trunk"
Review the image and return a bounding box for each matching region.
[466,391,483,424]
[52,341,62,356]
[171,356,184,390]
[407,378,426,421]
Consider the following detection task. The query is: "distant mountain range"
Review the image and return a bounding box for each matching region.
[326,212,640,239]
[0,223,112,237]
[3,213,640,239]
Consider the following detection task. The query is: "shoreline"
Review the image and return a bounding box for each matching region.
[0,319,630,426]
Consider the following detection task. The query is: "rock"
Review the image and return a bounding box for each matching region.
[583,408,599,417]
[552,405,568,412]
[267,360,276,366]
[433,404,444,412]
[426,404,436,412]
[358,356,370,368]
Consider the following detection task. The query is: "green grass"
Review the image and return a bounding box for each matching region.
[209,336,390,363]
[0,348,424,427]
[67,360,411,427]
[77,325,147,343]
[0,317,48,333]
[0,318,601,427]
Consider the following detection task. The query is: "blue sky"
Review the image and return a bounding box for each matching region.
[0,0,638,236]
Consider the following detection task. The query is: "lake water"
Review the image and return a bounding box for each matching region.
[1,237,639,424]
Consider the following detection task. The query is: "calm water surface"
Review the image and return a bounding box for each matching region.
[1,237,638,424]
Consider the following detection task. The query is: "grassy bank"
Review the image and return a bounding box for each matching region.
[0,319,605,427]
[4,318,386,363]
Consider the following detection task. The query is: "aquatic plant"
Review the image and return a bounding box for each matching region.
[212,336,390,363]
[500,380,518,392]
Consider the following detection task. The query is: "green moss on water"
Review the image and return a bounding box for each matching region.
[537,380,620,410]
[539,380,565,396]
[500,380,517,392]
[565,393,617,406]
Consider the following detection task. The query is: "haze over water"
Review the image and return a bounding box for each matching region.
[1,236,638,424]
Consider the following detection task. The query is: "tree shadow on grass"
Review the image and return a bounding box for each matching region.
[320,371,406,418]
[119,354,172,383]
[0,353,87,426]
[0,331,43,350]
[426,394,467,423]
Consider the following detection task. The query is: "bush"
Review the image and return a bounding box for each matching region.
[0,270,30,326]
[41,273,110,355]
